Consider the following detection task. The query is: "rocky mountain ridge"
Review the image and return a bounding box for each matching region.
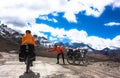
[0,24,52,51]
[0,24,120,61]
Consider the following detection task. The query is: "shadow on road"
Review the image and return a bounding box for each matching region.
[19,70,40,78]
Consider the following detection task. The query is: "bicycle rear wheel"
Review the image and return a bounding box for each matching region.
[67,55,74,64]
[73,57,80,65]
[81,57,89,65]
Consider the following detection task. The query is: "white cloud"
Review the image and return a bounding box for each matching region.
[86,36,112,50]
[63,12,77,23]
[66,29,87,42]
[39,15,58,23]
[39,16,49,20]
[0,0,120,50]
[104,22,120,26]
[53,19,58,23]
[0,0,119,25]
[64,28,118,50]
[0,0,67,26]
[52,12,59,16]
[51,28,66,38]
[112,0,120,8]
[8,22,120,50]
[49,37,58,42]
[112,35,120,47]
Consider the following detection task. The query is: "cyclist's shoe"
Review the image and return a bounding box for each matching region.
[30,63,33,66]
[25,62,27,64]
[56,62,59,64]
[25,70,30,73]
[25,71,29,73]
[30,64,33,66]
[63,62,65,65]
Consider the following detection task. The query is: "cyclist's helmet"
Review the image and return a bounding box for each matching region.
[26,30,31,34]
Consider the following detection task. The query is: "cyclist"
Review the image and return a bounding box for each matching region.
[48,44,65,64]
[20,30,36,66]
[22,30,36,46]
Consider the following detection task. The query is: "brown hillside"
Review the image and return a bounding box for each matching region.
[0,36,113,61]
[0,36,19,52]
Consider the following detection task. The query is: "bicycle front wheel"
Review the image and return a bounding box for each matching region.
[26,56,31,73]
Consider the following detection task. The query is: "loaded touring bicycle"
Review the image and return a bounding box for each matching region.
[19,44,36,73]
[67,48,89,65]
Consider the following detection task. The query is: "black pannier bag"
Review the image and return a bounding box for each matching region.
[19,44,36,62]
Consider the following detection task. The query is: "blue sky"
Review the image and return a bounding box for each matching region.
[36,6,120,40]
[0,0,120,50]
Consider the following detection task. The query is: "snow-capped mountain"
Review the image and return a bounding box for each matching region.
[0,24,52,48]
[0,24,120,54]
[55,42,95,52]
[0,24,21,38]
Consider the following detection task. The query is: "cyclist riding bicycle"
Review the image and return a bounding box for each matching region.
[19,30,36,66]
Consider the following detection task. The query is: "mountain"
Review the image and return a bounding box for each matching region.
[0,24,22,51]
[100,47,120,60]
[0,35,19,51]
[60,42,120,61]
[63,42,95,52]
[0,24,52,51]
[0,24,120,61]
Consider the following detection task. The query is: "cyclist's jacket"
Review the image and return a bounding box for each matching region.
[49,46,64,54]
[22,33,36,46]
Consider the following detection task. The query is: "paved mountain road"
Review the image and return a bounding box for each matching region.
[0,52,120,78]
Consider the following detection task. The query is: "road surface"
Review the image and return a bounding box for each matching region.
[0,52,120,78]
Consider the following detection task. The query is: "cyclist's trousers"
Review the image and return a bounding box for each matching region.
[57,53,65,63]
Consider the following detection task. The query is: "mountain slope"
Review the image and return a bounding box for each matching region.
[0,24,120,61]
[0,24,51,51]
[0,35,19,51]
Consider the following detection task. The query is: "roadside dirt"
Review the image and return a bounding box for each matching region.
[0,52,120,78]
